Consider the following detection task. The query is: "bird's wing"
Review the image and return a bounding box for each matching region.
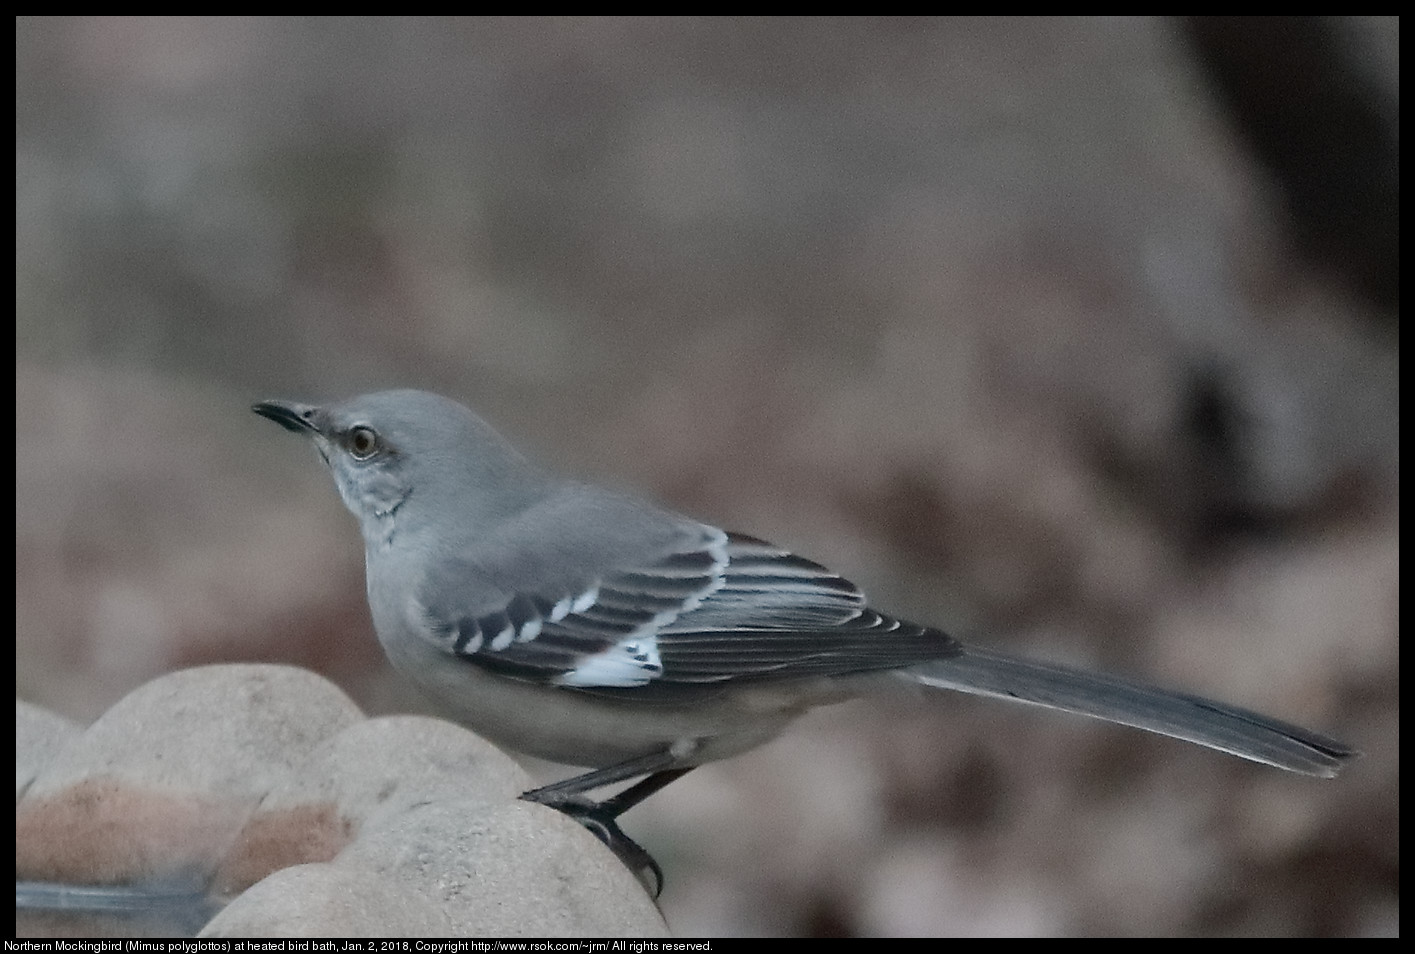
[418,529,958,690]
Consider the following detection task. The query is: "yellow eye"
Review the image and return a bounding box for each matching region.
[347,426,379,460]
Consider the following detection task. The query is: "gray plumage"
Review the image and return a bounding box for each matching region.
[254,389,1353,782]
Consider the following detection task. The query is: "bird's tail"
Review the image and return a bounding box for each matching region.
[907,646,1354,777]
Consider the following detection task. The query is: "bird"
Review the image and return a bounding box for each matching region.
[253,389,1354,891]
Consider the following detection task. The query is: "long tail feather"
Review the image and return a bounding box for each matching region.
[909,646,1354,777]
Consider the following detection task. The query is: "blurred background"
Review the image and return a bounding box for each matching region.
[16,16,1397,937]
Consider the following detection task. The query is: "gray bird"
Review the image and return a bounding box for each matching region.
[254,389,1353,888]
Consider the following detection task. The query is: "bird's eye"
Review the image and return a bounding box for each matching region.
[347,426,380,460]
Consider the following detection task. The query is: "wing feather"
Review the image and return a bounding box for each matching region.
[425,530,958,689]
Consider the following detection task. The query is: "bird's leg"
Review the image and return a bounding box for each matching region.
[521,751,697,896]
[521,748,682,804]
[594,766,697,815]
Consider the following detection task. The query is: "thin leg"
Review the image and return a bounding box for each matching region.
[521,748,681,805]
[598,767,696,817]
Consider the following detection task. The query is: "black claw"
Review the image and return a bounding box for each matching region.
[519,764,696,898]
[521,792,666,897]
[574,808,665,898]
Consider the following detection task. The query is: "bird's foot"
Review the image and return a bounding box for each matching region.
[520,791,665,897]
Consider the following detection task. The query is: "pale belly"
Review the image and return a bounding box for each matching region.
[377,625,825,769]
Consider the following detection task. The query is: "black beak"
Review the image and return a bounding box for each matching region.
[252,400,321,435]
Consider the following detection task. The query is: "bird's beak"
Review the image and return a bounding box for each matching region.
[252,400,322,436]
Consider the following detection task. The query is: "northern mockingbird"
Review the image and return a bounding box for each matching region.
[254,389,1353,888]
